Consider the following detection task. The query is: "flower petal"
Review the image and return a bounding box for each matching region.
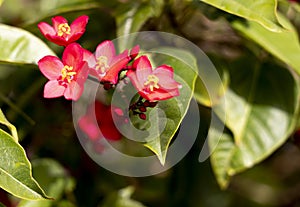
[52,16,68,32]
[130,45,140,60]
[101,54,130,84]
[44,80,65,98]
[100,122,122,141]
[154,65,174,78]
[141,88,180,101]
[82,48,95,68]
[38,56,64,80]
[37,22,56,36]
[154,65,181,90]
[64,81,83,101]
[126,70,144,92]
[78,115,101,141]
[62,43,84,69]
[45,35,68,46]
[76,63,90,86]
[70,15,89,35]
[134,56,152,84]
[95,40,116,61]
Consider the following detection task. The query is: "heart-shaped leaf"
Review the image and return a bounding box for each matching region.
[199,0,284,32]
[232,13,300,76]
[142,48,198,164]
[0,24,55,65]
[210,56,300,188]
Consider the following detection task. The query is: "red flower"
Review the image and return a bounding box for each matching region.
[38,43,91,101]
[89,40,130,84]
[126,56,182,101]
[38,15,89,46]
[78,101,123,141]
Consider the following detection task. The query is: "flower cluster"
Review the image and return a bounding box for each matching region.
[37,15,182,143]
[38,15,181,106]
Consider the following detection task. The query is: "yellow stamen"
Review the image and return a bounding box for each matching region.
[61,65,76,83]
[95,56,109,73]
[144,75,159,91]
[57,23,71,37]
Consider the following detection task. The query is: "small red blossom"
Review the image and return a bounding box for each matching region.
[89,40,130,84]
[38,43,91,101]
[78,100,123,141]
[126,56,182,101]
[38,15,89,46]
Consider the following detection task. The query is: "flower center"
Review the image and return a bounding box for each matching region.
[61,65,76,83]
[95,56,109,74]
[144,75,159,91]
[57,23,71,37]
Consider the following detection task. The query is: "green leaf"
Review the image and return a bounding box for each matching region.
[0,129,49,200]
[194,56,229,107]
[28,1,101,24]
[210,56,300,188]
[0,108,18,142]
[17,158,75,207]
[209,120,235,189]
[199,0,284,32]
[0,0,3,7]
[0,24,55,65]
[115,0,164,51]
[101,186,147,207]
[232,13,300,76]
[142,48,197,164]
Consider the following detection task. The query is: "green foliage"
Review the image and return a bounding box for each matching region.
[101,186,147,207]
[0,108,18,142]
[210,57,300,188]
[199,0,285,32]
[0,114,49,200]
[144,48,197,164]
[115,0,164,51]
[232,13,300,75]
[1,0,300,206]
[17,159,76,207]
[0,24,55,65]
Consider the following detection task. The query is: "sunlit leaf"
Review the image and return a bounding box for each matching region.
[0,24,55,65]
[0,108,18,142]
[199,0,284,32]
[0,129,49,200]
[194,56,229,107]
[209,120,234,189]
[232,13,300,76]
[17,158,75,207]
[210,56,300,188]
